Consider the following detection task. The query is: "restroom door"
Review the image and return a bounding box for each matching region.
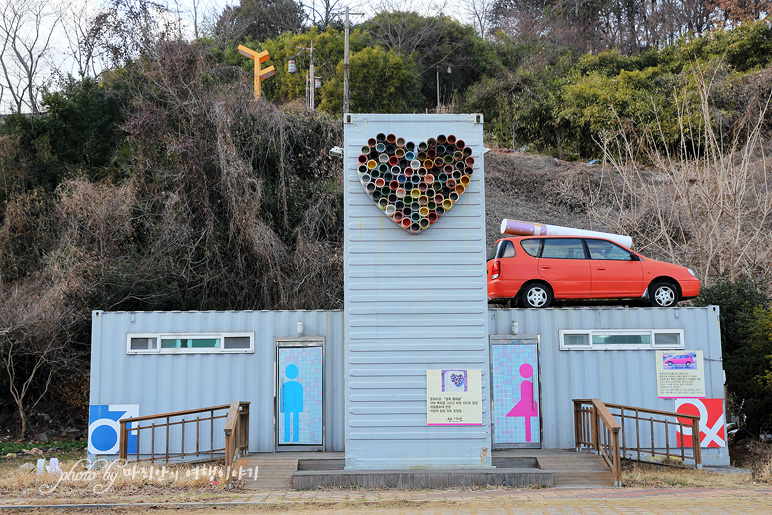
[490,336,541,449]
[275,338,325,451]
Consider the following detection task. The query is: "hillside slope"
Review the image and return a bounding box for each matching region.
[484,150,617,252]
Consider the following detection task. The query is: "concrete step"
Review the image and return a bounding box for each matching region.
[235,458,298,490]
[293,467,553,490]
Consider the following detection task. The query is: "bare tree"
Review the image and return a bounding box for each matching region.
[0,281,80,438]
[0,0,61,113]
[366,0,450,56]
[59,0,111,79]
[469,0,494,38]
[302,0,344,29]
[593,65,772,285]
[89,0,179,68]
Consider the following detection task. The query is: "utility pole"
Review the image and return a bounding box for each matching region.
[289,43,317,110]
[342,7,363,114]
[436,67,440,109]
[343,7,350,114]
[436,65,451,110]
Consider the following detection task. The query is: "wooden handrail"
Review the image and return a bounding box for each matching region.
[573,398,703,487]
[121,404,233,424]
[592,399,621,431]
[224,401,250,488]
[118,401,250,474]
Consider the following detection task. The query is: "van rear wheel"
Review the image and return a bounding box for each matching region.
[522,283,553,308]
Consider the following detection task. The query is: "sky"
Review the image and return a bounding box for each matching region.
[0,0,475,113]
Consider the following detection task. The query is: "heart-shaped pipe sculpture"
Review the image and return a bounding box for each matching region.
[357,134,473,234]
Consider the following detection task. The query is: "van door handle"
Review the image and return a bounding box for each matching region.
[597,266,606,270]
[541,266,550,270]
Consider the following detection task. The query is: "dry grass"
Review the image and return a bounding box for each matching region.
[0,458,240,500]
[745,441,772,482]
[621,461,753,488]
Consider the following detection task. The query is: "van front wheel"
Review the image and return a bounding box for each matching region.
[649,282,678,307]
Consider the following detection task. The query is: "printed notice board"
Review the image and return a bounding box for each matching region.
[426,369,483,425]
[656,350,705,398]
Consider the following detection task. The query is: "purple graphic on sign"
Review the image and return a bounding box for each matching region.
[441,369,467,392]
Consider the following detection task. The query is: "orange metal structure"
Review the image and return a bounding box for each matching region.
[238,45,275,99]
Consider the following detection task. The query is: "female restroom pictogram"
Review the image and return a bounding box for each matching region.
[505,363,539,442]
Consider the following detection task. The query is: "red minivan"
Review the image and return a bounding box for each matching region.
[487,236,700,308]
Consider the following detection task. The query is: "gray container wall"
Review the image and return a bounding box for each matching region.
[343,114,492,469]
[89,310,345,457]
[489,306,729,466]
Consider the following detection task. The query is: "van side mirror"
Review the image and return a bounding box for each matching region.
[630,253,640,261]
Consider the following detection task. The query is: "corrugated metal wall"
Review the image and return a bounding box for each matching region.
[89,310,345,456]
[489,306,729,466]
[343,114,492,469]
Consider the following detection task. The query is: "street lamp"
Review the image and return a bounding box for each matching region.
[436,65,452,109]
[287,42,319,110]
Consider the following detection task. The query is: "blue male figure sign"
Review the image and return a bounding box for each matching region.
[281,364,304,443]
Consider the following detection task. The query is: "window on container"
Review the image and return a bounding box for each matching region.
[560,329,683,350]
[591,333,651,346]
[224,336,251,349]
[161,337,221,349]
[563,333,591,347]
[130,337,157,351]
[653,332,681,347]
[128,332,254,354]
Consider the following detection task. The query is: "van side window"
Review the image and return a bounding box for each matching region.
[499,240,516,258]
[585,239,633,260]
[542,238,586,259]
[521,239,541,257]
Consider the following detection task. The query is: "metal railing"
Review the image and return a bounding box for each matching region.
[573,399,702,486]
[118,402,250,468]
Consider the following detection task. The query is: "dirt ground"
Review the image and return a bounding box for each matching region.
[10,492,772,514]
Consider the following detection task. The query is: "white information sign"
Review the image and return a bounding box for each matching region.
[426,369,483,425]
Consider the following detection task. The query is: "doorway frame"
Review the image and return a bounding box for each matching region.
[274,336,326,451]
[489,334,543,449]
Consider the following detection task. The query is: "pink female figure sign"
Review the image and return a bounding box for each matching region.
[505,363,538,442]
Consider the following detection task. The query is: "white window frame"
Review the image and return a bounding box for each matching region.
[559,329,684,350]
[126,332,255,354]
